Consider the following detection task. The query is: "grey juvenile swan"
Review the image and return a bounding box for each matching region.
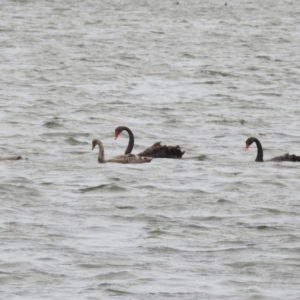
[92,139,152,164]
[114,126,185,158]
[246,137,300,162]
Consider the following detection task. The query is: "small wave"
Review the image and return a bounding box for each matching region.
[256,55,271,60]
[217,198,234,204]
[65,137,86,145]
[42,132,89,137]
[255,225,280,230]
[146,246,181,254]
[206,70,234,77]
[261,207,283,215]
[162,118,179,124]
[79,184,126,193]
[186,224,211,230]
[36,76,50,82]
[260,92,282,97]
[147,229,168,236]
[150,30,164,34]
[239,223,282,231]
[210,118,246,125]
[116,206,136,210]
[103,288,133,297]
[195,154,207,161]
[43,121,62,128]
[135,184,155,189]
[202,80,218,84]
[182,52,195,58]
[94,271,136,280]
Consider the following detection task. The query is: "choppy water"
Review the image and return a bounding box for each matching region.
[1,0,300,299]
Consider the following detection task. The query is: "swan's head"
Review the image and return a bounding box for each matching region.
[92,139,98,150]
[114,126,129,140]
[114,126,124,139]
[245,137,255,149]
[114,130,120,140]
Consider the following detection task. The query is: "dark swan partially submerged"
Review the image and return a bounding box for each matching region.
[245,137,300,162]
[92,139,152,164]
[0,156,22,161]
[114,126,185,158]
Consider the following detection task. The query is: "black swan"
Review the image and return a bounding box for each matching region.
[92,139,152,164]
[0,156,22,161]
[114,126,185,158]
[245,137,300,162]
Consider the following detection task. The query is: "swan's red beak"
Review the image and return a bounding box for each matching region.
[245,143,250,150]
[114,131,119,140]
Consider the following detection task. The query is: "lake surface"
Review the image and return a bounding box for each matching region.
[1,0,300,299]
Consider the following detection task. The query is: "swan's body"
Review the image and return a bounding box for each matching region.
[92,139,152,164]
[0,156,22,161]
[114,126,185,158]
[137,141,184,158]
[245,137,300,162]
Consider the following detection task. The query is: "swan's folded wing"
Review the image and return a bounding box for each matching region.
[270,153,300,162]
[137,142,185,158]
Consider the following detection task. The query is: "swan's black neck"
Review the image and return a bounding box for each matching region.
[247,137,263,162]
[254,138,263,162]
[116,126,134,155]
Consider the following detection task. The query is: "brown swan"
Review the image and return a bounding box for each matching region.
[114,126,185,158]
[92,139,152,164]
[0,156,22,161]
[245,137,300,162]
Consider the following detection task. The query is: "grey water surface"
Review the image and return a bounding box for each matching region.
[1,0,300,299]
